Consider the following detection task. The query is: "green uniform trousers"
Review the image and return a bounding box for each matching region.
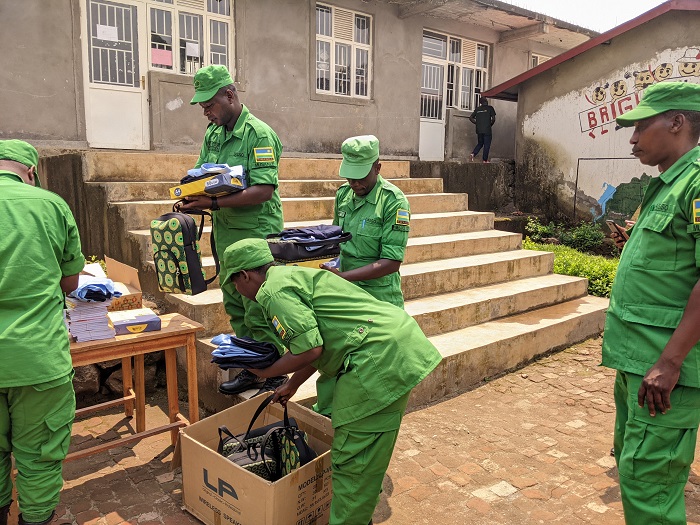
[614,371,700,525]
[0,374,75,523]
[330,392,410,525]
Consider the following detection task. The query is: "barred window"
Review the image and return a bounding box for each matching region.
[315,3,372,99]
[147,0,232,75]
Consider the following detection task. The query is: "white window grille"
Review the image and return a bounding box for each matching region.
[420,30,489,118]
[315,3,372,99]
[530,53,550,69]
[146,0,232,75]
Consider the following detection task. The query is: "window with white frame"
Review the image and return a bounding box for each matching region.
[315,3,372,99]
[421,30,489,119]
[147,0,232,76]
[530,53,550,69]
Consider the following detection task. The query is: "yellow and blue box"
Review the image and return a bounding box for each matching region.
[169,166,247,199]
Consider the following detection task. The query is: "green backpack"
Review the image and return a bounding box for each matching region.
[150,205,219,295]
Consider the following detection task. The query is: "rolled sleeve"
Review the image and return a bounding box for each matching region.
[60,205,84,276]
[264,291,324,355]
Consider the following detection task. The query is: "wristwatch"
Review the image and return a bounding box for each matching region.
[210,196,220,211]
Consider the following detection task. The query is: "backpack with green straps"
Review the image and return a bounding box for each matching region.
[150,204,219,295]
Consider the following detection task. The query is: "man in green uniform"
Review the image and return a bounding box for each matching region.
[223,238,441,525]
[320,135,410,309]
[180,65,287,396]
[0,140,84,525]
[469,97,496,163]
[601,82,700,524]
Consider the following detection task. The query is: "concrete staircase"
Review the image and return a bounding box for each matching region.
[81,152,608,414]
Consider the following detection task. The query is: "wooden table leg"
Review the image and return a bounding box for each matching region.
[165,348,179,445]
[121,357,134,417]
[186,333,199,424]
[134,355,146,433]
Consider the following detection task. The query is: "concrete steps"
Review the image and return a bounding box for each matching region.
[91,177,443,202]
[80,152,607,415]
[195,294,607,413]
[165,250,555,337]
[112,192,471,230]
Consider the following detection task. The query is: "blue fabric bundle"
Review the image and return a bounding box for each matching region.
[211,334,281,370]
[69,277,123,302]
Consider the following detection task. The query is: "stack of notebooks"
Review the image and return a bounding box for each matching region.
[65,296,116,342]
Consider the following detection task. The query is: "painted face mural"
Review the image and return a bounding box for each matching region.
[610,80,628,100]
[632,70,654,90]
[592,84,608,103]
[678,62,700,77]
[653,63,673,81]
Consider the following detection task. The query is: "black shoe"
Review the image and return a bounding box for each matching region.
[252,375,288,397]
[0,501,11,525]
[219,369,265,395]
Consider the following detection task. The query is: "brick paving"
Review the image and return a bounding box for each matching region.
[7,337,700,524]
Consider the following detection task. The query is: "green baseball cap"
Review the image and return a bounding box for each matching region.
[616,81,700,127]
[339,135,379,180]
[222,238,275,283]
[190,65,234,105]
[0,139,41,187]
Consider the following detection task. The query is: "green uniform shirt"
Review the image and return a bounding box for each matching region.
[196,104,284,248]
[0,171,84,387]
[255,265,441,428]
[602,146,700,387]
[333,175,410,307]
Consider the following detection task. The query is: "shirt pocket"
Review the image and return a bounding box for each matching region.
[630,211,677,271]
[355,222,382,257]
[217,207,261,230]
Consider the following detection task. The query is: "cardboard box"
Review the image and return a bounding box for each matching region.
[82,256,143,312]
[169,167,248,199]
[107,307,161,335]
[177,397,334,525]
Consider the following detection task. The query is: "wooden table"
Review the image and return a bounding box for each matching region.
[67,313,203,461]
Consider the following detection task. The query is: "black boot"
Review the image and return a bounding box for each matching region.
[19,511,55,525]
[0,501,11,525]
[252,375,288,397]
[219,369,265,395]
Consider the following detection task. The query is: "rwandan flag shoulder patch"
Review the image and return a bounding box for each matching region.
[396,209,410,226]
[272,315,288,341]
[254,147,275,163]
[694,199,700,224]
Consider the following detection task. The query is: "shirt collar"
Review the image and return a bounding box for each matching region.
[0,170,23,183]
[354,175,384,205]
[231,104,250,139]
[660,146,700,184]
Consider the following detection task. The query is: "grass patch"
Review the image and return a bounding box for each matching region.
[523,237,618,298]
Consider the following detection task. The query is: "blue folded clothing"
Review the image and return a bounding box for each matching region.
[210,334,281,370]
[70,276,123,303]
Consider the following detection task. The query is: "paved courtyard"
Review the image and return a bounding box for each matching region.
[7,337,700,524]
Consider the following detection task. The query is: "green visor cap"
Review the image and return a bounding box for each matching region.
[0,139,41,187]
[339,135,379,179]
[222,238,275,283]
[190,65,234,104]
[616,81,700,127]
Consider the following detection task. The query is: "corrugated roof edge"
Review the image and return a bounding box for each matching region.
[483,0,699,102]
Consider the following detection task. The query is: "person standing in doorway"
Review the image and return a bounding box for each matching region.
[180,65,287,397]
[0,140,84,525]
[602,81,700,524]
[469,97,496,163]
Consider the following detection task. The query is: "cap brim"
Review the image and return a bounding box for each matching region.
[190,88,219,105]
[339,161,374,180]
[616,105,664,127]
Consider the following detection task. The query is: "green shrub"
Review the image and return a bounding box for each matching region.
[560,221,606,253]
[526,216,606,254]
[523,237,618,298]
